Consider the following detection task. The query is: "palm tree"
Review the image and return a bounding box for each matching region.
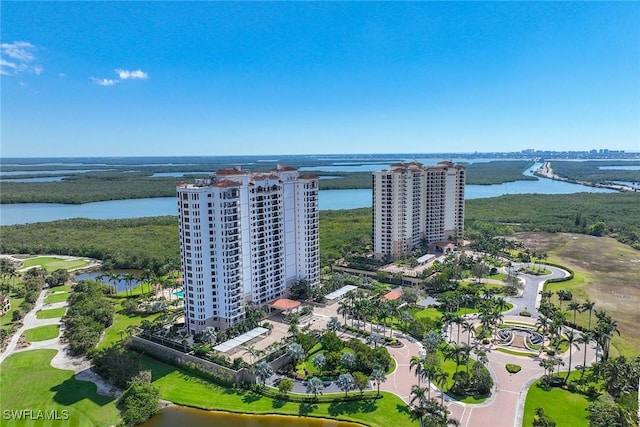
[462,320,475,347]
[243,344,260,364]
[106,272,121,295]
[410,355,426,387]
[460,343,472,373]
[580,300,596,330]
[254,361,273,386]
[312,353,326,372]
[340,352,356,372]
[202,326,217,345]
[567,301,581,326]
[434,368,449,406]
[594,310,620,362]
[366,333,385,349]
[370,368,387,396]
[327,316,341,333]
[306,376,324,398]
[286,343,305,365]
[565,330,577,381]
[122,272,137,296]
[336,373,355,397]
[578,330,593,372]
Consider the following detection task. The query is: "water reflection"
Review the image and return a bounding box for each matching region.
[141,406,362,427]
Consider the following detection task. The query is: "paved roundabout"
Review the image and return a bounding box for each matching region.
[378,266,599,427]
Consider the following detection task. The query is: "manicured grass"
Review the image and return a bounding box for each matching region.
[141,355,416,427]
[24,324,60,342]
[98,298,163,349]
[50,284,73,292]
[495,348,537,358]
[36,307,67,319]
[0,349,120,427]
[21,256,90,273]
[411,307,442,320]
[522,377,592,427]
[44,292,70,304]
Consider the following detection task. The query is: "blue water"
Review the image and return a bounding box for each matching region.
[0,169,113,176]
[0,163,619,226]
[599,165,640,170]
[1,176,68,182]
[174,290,184,298]
[73,270,142,292]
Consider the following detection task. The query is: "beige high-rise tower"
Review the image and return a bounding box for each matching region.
[372,161,465,261]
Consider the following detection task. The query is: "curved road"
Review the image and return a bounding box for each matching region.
[379,264,597,427]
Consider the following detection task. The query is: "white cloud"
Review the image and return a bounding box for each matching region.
[91,77,119,86]
[0,41,42,76]
[115,68,148,80]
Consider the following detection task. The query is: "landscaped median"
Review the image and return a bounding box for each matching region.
[24,324,60,342]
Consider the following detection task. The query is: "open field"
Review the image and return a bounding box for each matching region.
[0,349,120,426]
[519,232,640,357]
[21,256,90,273]
[24,324,60,342]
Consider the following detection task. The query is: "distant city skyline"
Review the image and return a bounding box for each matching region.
[2,2,639,157]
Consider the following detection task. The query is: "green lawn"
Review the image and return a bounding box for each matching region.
[0,350,120,426]
[21,256,90,273]
[522,377,592,427]
[141,355,416,427]
[98,298,163,349]
[50,285,73,292]
[44,292,70,304]
[24,324,60,342]
[37,307,67,319]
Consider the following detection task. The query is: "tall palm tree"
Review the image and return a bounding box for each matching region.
[370,368,387,396]
[434,368,449,406]
[580,300,596,330]
[122,272,137,296]
[567,301,581,326]
[410,355,426,387]
[107,272,121,295]
[565,330,576,381]
[578,330,593,372]
[462,320,475,347]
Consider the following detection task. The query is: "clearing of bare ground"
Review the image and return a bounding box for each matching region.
[517,232,640,357]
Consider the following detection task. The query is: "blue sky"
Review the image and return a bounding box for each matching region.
[2,2,639,157]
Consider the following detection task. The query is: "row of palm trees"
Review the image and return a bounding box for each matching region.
[336,289,407,338]
[97,270,181,298]
[539,293,620,363]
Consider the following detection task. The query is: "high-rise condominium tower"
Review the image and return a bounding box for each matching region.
[372,161,465,261]
[177,165,319,333]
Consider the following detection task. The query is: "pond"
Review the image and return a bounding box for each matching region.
[140,406,361,427]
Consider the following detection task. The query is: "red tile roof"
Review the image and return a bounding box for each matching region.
[383,290,402,301]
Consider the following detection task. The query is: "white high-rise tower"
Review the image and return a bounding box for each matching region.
[177,165,319,333]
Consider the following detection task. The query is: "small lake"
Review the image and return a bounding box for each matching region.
[73,270,143,292]
[140,406,361,427]
[0,164,617,226]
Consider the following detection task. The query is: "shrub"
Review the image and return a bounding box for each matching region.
[519,311,531,317]
[506,364,522,374]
